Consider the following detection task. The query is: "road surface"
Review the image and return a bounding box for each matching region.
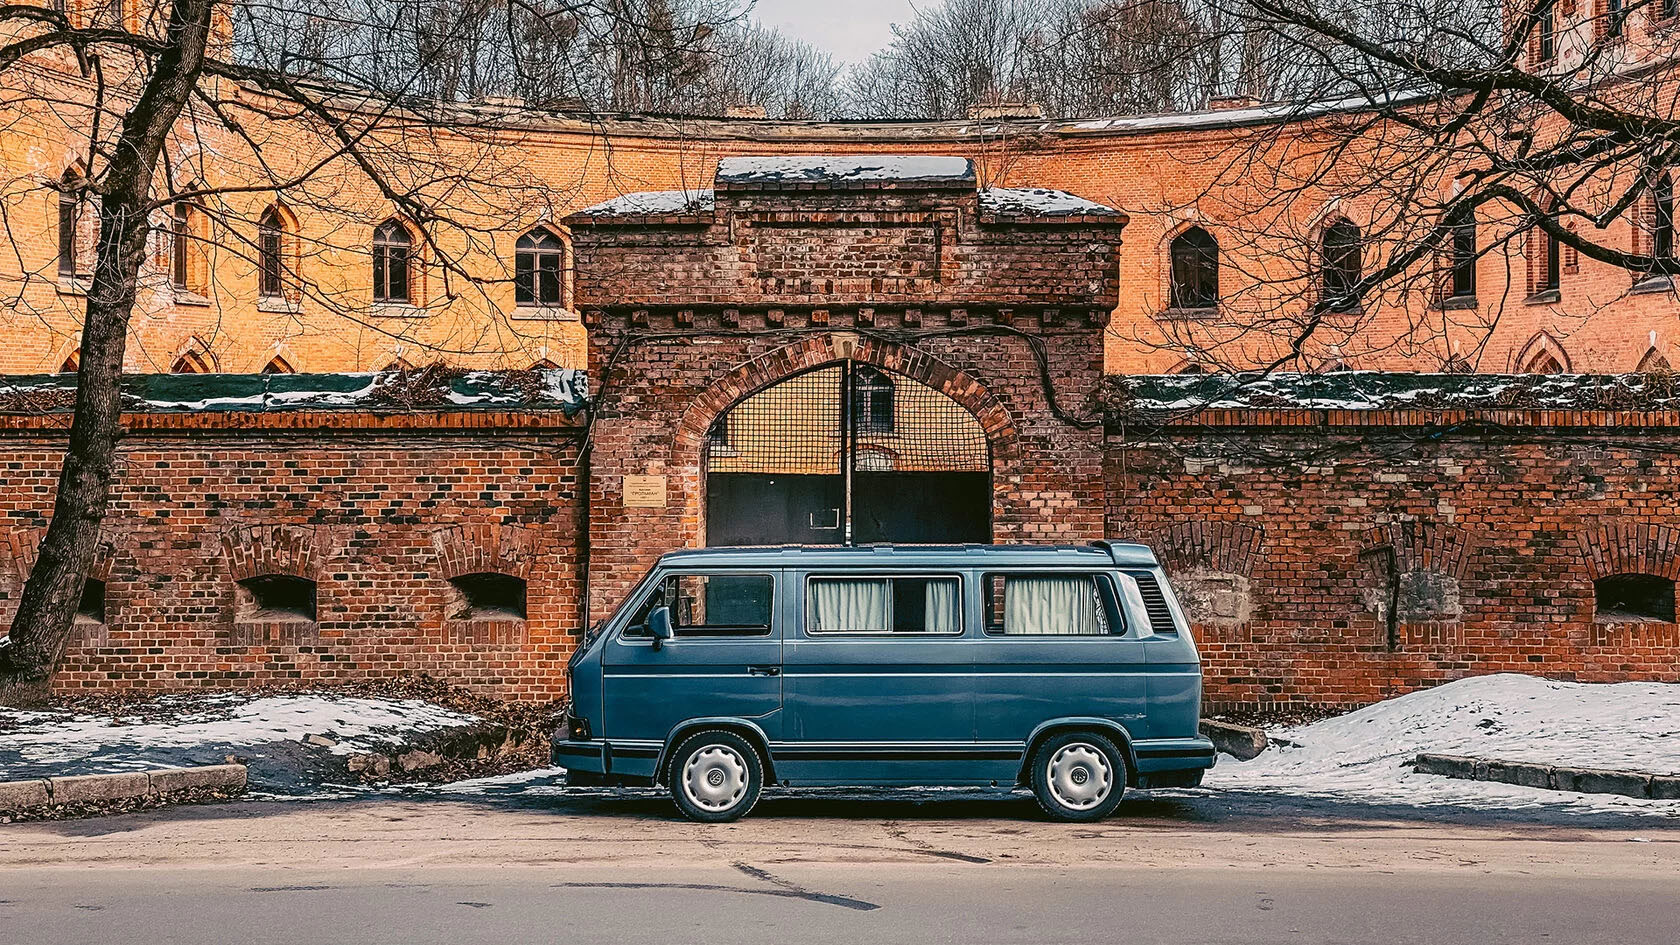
[2,787,1677,944]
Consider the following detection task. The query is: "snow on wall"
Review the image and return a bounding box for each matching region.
[573,189,715,217]
[716,155,974,185]
[1109,372,1680,417]
[979,187,1121,217]
[0,369,589,414]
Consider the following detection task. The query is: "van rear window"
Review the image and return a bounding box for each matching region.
[807,576,962,634]
[624,573,773,637]
[983,573,1119,636]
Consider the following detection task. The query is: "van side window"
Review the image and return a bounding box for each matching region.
[983,573,1119,636]
[807,576,962,634]
[624,573,773,637]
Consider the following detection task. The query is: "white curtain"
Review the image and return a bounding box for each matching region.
[923,579,960,633]
[810,579,890,631]
[1002,576,1105,635]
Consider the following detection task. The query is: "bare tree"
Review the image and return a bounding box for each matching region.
[0,0,763,702]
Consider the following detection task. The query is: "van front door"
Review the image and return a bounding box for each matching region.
[601,571,782,778]
[777,573,980,785]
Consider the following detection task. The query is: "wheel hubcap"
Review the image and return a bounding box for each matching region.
[1047,743,1112,810]
[682,745,749,812]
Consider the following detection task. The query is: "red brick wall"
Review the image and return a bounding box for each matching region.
[1109,409,1680,711]
[0,413,586,700]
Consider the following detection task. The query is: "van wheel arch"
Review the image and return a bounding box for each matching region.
[1018,721,1139,787]
[658,721,777,786]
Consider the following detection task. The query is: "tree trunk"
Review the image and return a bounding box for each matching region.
[0,0,216,706]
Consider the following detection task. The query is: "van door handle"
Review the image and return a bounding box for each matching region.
[748,665,781,676]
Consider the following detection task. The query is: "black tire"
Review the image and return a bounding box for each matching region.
[1029,731,1127,822]
[667,730,764,823]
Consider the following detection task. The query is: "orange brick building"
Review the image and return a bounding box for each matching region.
[1,4,1674,378]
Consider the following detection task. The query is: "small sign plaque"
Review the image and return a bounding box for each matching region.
[622,474,668,508]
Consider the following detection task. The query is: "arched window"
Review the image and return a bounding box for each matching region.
[1529,205,1561,296]
[1594,573,1675,623]
[1168,226,1219,310]
[380,357,415,373]
[59,349,80,374]
[236,574,317,623]
[261,355,295,374]
[171,203,193,289]
[852,365,895,433]
[57,170,82,278]
[258,206,286,298]
[372,220,412,303]
[171,349,212,374]
[529,358,559,370]
[514,229,568,307]
[1638,347,1671,372]
[1320,218,1362,312]
[447,573,527,622]
[1446,206,1477,300]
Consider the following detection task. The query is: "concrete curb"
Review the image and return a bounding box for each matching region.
[0,764,247,813]
[1200,720,1269,761]
[1414,753,1680,800]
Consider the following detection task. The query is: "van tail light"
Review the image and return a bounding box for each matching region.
[567,712,591,741]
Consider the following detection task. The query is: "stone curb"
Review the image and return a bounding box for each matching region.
[1414,753,1679,800]
[1200,720,1270,761]
[0,764,247,813]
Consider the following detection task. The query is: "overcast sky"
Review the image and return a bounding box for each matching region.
[748,0,917,64]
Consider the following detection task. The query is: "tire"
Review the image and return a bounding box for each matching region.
[667,730,764,823]
[1029,731,1127,822]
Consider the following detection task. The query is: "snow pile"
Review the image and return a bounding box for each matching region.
[979,187,1120,217]
[1211,674,1680,815]
[716,155,973,185]
[0,693,480,780]
[573,188,715,217]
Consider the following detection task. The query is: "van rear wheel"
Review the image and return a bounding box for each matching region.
[668,730,764,823]
[1030,731,1126,822]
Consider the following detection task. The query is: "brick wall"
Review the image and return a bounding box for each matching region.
[1109,409,1680,711]
[0,412,587,699]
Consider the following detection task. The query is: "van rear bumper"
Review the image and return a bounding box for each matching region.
[552,738,607,774]
[1131,736,1217,774]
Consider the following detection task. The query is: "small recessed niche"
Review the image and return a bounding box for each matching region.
[448,573,527,622]
[76,578,107,625]
[237,574,318,623]
[1593,573,1675,623]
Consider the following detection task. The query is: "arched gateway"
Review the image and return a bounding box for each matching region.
[569,154,1126,612]
[703,361,991,546]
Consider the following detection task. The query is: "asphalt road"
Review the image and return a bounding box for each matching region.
[3,861,1678,945]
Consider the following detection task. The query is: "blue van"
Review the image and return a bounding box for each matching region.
[554,543,1215,821]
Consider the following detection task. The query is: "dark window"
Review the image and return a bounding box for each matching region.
[514,229,565,306]
[1593,573,1675,623]
[624,573,773,637]
[1448,206,1477,298]
[1656,173,1675,266]
[172,204,191,288]
[372,220,411,303]
[853,365,894,433]
[1169,226,1220,310]
[261,356,294,374]
[171,350,211,374]
[1539,6,1556,60]
[258,207,284,297]
[57,187,78,278]
[1664,0,1678,20]
[706,414,728,447]
[236,574,318,623]
[77,578,106,625]
[806,576,962,634]
[448,573,528,621]
[1541,222,1561,291]
[982,573,1120,636]
[1606,0,1624,36]
[1321,218,1363,312]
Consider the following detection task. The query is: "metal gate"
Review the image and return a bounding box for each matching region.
[704,361,991,546]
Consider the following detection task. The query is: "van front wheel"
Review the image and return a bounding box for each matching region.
[668,730,764,823]
[1030,731,1126,822]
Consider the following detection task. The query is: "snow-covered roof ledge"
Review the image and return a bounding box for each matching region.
[979,187,1124,222]
[570,188,715,222]
[0,369,590,415]
[714,155,974,189]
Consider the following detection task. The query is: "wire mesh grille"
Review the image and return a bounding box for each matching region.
[704,363,990,475]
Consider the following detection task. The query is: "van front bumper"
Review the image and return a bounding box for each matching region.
[1132,736,1217,774]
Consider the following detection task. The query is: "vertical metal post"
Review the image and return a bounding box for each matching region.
[841,359,854,546]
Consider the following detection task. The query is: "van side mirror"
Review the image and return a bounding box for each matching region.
[648,606,674,650]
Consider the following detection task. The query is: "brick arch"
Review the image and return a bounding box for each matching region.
[220,524,337,581]
[1575,523,1680,582]
[1513,330,1572,374]
[430,523,538,580]
[672,333,1020,464]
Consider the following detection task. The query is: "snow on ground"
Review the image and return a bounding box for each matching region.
[0,693,480,784]
[1210,674,1680,817]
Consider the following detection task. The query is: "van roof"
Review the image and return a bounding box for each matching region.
[656,542,1159,569]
